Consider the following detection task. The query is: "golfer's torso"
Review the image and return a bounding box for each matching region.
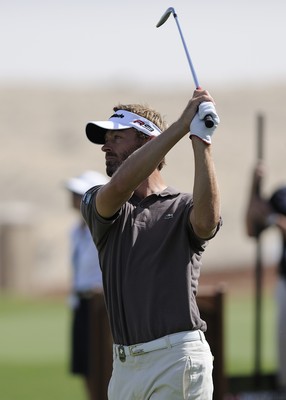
[100,189,207,345]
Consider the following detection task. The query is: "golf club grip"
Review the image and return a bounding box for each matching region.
[204,114,215,128]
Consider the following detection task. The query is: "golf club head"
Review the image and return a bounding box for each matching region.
[156,7,175,28]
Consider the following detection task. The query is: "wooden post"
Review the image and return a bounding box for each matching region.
[0,203,35,293]
[254,113,264,388]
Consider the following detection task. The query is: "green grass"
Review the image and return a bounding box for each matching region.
[0,362,85,400]
[0,294,85,400]
[0,291,278,399]
[225,291,277,376]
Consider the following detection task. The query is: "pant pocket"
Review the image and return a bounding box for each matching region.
[182,352,213,400]
[182,356,192,399]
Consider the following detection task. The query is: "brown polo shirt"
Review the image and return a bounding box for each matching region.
[81,186,218,346]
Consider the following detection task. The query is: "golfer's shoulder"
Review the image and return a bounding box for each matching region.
[82,185,101,206]
[175,190,193,204]
[165,188,193,209]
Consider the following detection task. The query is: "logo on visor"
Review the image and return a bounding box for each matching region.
[133,119,154,133]
[110,113,124,119]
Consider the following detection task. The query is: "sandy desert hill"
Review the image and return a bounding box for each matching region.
[0,82,285,293]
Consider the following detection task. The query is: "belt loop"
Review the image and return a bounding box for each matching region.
[113,345,118,359]
[198,330,204,342]
[165,335,171,348]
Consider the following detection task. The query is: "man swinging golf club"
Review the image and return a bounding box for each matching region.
[81,84,221,399]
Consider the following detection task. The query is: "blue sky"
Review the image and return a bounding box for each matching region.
[1,0,285,89]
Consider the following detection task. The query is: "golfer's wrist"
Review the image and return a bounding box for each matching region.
[173,119,190,137]
[190,134,211,145]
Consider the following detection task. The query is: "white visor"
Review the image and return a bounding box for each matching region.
[86,110,162,144]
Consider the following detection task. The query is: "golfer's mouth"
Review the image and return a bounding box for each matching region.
[105,156,117,162]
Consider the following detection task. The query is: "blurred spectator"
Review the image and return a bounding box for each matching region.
[245,162,286,392]
[65,170,113,400]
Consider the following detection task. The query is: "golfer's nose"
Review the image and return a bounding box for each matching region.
[101,141,111,152]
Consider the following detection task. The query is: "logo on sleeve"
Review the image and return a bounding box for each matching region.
[164,213,174,220]
[82,192,92,205]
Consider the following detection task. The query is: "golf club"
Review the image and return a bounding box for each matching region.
[156,7,214,128]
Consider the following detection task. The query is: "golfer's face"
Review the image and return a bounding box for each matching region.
[101,129,142,177]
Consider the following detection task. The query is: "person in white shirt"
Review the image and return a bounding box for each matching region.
[66,170,112,400]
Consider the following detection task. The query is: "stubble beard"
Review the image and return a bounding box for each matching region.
[106,160,120,177]
[105,143,142,177]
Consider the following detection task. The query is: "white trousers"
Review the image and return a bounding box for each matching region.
[108,331,213,400]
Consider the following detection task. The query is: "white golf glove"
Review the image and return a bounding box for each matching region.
[189,102,220,144]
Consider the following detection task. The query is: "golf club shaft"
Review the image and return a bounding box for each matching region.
[173,15,199,89]
[156,8,214,128]
[172,13,214,128]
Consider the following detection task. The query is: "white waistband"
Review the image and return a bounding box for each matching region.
[114,330,204,358]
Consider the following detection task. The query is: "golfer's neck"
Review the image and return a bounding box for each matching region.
[134,172,167,200]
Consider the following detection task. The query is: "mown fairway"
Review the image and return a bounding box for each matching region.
[0,291,277,399]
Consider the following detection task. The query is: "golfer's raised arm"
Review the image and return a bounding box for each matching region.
[95,94,212,218]
[95,124,186,219]
[189,137,221,239]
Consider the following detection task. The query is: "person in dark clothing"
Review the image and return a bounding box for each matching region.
[246,162,286,391]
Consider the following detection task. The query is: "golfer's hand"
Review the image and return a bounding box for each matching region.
[190,102,220,144]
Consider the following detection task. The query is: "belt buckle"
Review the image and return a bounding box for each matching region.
[118,345,126,362]
[129,345,144,356]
